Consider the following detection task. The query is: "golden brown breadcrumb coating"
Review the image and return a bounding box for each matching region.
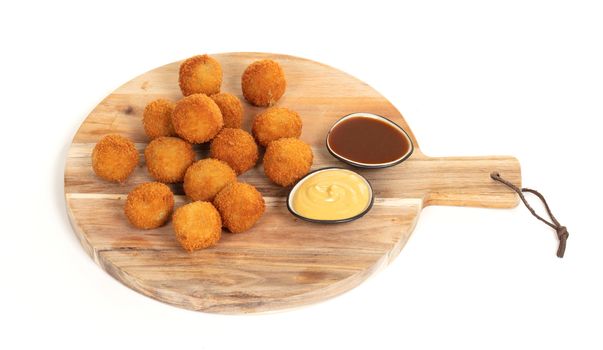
[213,182,265,233]
[172,201,222,252]
[241,59,286,107]
[143,99,176,139]
[178,54,223,96]
[124,182,174,229]
[252,107,302,146]
[172,93,223,143]
[263,138,313,187]
[91,134,139,183]
[209,128,259,175]
[144,137,195,183]
[210,92,244,128]
[183,158,237,201]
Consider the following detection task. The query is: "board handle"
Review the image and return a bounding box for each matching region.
[422,155,521,208]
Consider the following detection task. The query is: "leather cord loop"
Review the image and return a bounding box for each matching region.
[491,172,568,258]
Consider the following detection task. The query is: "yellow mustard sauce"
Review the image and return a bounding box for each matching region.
[291,169,371,220]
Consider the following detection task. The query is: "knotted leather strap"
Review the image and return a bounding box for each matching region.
[491,172,568,258]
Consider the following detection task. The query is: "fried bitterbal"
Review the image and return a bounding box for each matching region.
[252,107,302,146]
[172,93,223,143]
[210,92,243,129]
[144,137,195,183]
[172,201,222,252]
[92,134,139,183]
[143,99,175,139]
[178,54,222,96]
[213,182,265,233]
[241,59,286,107]
[183,158,237,202]
[209,128,259,175]
[125,182,174,229]
[263,138,313,187]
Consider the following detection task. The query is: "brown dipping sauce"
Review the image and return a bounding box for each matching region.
[327,116,411,165]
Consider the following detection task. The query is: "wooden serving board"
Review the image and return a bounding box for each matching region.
[64,52,521,314]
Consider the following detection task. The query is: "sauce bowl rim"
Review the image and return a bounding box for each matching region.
[286,167,375,224]
[325,112,415,169]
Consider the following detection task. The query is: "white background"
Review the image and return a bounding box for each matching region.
[1,1,602,349]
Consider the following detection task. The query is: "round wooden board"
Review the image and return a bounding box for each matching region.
[65,52,521,314]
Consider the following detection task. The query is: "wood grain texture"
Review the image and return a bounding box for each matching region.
[64,52,521,313]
